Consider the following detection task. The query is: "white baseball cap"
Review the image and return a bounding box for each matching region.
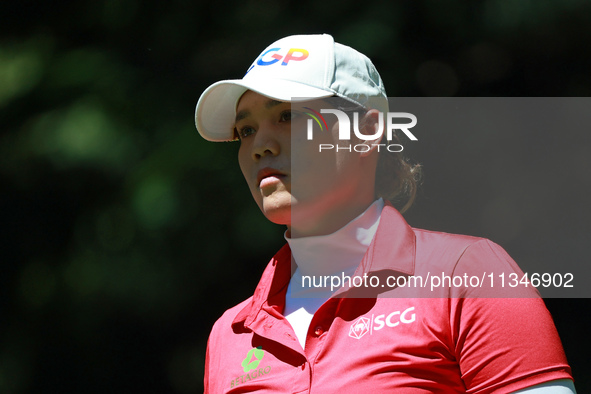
[195,34,388,142]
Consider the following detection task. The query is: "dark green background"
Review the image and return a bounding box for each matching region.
[1,0,590,392]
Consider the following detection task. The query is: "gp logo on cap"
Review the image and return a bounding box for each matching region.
[246,48,309,74]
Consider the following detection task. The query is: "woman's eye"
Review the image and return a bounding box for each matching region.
[238,126,256,139]
[280,110,296,122]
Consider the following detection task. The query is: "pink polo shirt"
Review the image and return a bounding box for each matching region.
[204,205,572,393]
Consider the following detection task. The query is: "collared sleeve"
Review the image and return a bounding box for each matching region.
[450,240,573,394]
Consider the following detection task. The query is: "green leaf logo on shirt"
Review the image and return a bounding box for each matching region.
[241,346,265,373]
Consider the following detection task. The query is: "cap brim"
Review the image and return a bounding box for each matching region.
[195,79,335,142]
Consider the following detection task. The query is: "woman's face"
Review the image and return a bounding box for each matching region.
[236,91,293,227]
[236,90,378,237]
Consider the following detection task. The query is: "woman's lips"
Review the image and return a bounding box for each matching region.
[257,168,286,188]
[259,175,284,188]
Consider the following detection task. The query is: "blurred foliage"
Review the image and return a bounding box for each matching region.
[1,0,590,392]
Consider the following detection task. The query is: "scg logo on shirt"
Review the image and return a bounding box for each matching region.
[349,307,416,339]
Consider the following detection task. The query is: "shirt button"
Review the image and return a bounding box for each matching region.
[314,326,324,336]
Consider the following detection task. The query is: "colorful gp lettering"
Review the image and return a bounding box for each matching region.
[246,48,310,74]
[257,48,309,66]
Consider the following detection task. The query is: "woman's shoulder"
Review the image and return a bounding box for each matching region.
[412,226,485,244]
[208,296,255,341]
[411,227,504,260]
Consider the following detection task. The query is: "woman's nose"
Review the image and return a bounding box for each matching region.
[251,126,280,161]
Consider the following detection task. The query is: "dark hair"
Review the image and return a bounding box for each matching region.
[329,97,422,213]
[374,133,422,213]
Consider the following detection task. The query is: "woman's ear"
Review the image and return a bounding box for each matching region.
[356,109,384,157]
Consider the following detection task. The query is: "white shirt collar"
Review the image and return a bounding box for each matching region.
[285,198,384,278]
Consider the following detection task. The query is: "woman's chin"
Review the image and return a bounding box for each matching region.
[260,199,291,226]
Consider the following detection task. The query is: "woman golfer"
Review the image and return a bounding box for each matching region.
[195,34,575,393]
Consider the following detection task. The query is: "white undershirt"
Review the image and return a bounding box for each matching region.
[284,199,384,349]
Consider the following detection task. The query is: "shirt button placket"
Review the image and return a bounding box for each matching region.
[292,361,311,394]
